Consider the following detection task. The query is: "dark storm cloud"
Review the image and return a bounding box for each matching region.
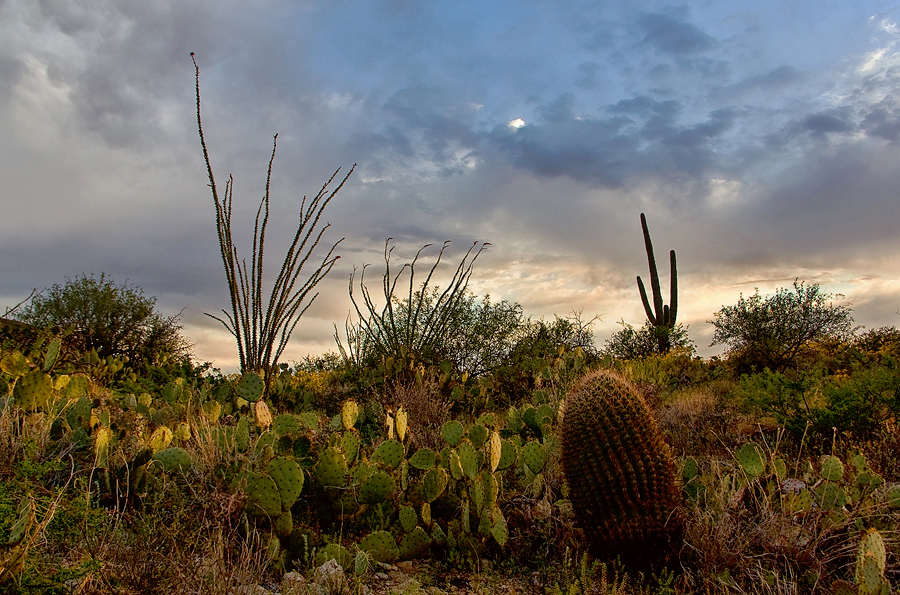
[714,65,802,99]
[636,11,717,56]
[480,94,736,186]
[800,108,856,135]
[861,96,900,141]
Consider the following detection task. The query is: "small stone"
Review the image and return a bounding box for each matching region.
[374,572,389,580]
[313,559,345,595]
[396,560,414,572]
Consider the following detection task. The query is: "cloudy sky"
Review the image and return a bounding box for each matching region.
[3,0,900,370]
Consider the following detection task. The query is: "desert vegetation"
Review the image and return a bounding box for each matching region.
[0,60,896,595]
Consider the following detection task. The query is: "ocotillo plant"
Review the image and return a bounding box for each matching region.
[193,54,353,397]
[636,213,677,353]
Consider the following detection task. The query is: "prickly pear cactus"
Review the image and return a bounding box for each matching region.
[14,370,53,412]
[441,420,464,447]
[560,369,680,568]
[236,372,265,402]
[521,441,548,474]
[265,456,304,509]
[372,439,404,470]
[341,400,359,430]
[152,447,192,472]
[395,406,408,442]
[233,472,282,518]
[359,530,399,563]
[43,338,61,371]
[359,471,397,504]
[409,448,437,470]
[821,455,845,482]
[735,443,766,479]
[422,467,449,503]
[855,528,887,595]
[468,424,489,448]
[398,526,430,560]
[314,447,348,488]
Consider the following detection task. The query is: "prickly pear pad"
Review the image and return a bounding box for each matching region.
[314,447,348,488]
[734,443,766,479]
[359,471,396,504]
[265,457,304,509]
[359,530,399,563]
[409,448,437,470]
[236,372,265,402]
[398,526,430,560]
[372,439,404,470]
[521,441,548,474]
[152,447,192,473]
[233,472,281,518]
[441,420,465,446]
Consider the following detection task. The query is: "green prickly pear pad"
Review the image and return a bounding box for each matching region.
[820,455,845,482]
[422,467,449,503]
[521,441,548,475]
[359,471,397,504]
[265,456,304,509]
[734,443,766,479]
[152,447,192,473]
[234,472,282,518]
[398,526,431,560]
[14,370,53,412]
[273,414,303,437]
[468,424,489,448]
[457,441,478,480]
[341,431,361,463]
[497,439,518,471]
[408,448,437,470]
[399,505,417,533]
[359,530,399,563]
[236,372,265,402]
[441,420,465,447]
[372,439,404,470]
[314,447,348,488]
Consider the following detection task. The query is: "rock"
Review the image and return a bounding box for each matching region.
[283,571,325,595]
[313,559,345,595]
[396,560,414,572]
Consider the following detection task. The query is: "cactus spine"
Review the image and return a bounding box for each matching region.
[636,212,678,353]
[560,369,680,568]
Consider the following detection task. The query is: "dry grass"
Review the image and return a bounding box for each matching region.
[378,375,452,450]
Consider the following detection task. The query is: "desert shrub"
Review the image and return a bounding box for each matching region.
[12,273,192,368]
[603,320,694,360]
[709,280,855,374]
[818,358,900,436]
[732,361,900,448]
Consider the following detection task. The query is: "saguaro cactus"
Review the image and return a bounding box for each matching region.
[636,212,677,353]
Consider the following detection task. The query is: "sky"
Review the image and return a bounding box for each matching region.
[3,0,900,370]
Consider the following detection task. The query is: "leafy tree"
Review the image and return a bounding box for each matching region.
[603,320,694,360]
[709,280,855,373]
[13,273,192,366]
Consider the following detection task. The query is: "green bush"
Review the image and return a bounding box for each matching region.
[732,360,900,444]
[709,280,855,374]
[603,320,694,360]
[12,273,191,368]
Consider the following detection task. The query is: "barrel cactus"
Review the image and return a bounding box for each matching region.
[560,369,681,568]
